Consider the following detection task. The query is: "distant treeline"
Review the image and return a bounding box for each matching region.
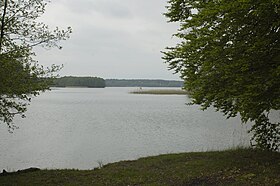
[52,76,106,88]
[105,79,183,87]
[51,77,183,88]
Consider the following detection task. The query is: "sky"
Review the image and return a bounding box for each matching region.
[35,0,181,80]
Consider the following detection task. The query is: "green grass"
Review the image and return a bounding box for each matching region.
[131,89,187,95]
[1,148,280,185]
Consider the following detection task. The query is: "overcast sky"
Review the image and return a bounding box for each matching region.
[35,0,180,80]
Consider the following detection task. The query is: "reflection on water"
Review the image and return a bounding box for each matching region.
[0,87,250,170]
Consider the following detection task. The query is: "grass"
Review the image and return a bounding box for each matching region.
[0,148,280,185]
[131,89,188,95]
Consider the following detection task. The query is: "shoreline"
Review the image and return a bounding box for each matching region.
[1,148,279,185]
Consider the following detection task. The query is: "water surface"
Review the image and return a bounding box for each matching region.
[0,87,250,170]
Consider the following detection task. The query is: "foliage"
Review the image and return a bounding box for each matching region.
[53,76,106,88]
[0,0,71,130]
[163,0,280,150]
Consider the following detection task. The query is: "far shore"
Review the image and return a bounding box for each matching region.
[131,89,188,95]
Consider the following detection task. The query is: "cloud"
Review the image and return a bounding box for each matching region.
[36,0,180,80]
[52,0,132,18]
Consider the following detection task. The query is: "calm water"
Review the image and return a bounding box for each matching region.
[0,87,250,170]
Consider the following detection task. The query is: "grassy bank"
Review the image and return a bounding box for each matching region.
[131,89,187,95]
[1,148,279,185]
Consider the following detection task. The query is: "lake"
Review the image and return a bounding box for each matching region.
[0,87,250,170]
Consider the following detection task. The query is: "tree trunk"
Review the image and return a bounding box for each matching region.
[0,0,8,53]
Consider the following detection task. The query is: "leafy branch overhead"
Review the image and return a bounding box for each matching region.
[163,0,280,151]
[0,0,71,130]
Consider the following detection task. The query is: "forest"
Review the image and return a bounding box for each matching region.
[52,76,106,88]
[52,78,183,88]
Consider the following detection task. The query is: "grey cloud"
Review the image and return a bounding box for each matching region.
[57,0,132,18]
[36,0,180,80]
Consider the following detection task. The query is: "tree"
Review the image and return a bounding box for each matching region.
[53,76,106,88]
[0,0,71,130]
[163,0,280,150]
